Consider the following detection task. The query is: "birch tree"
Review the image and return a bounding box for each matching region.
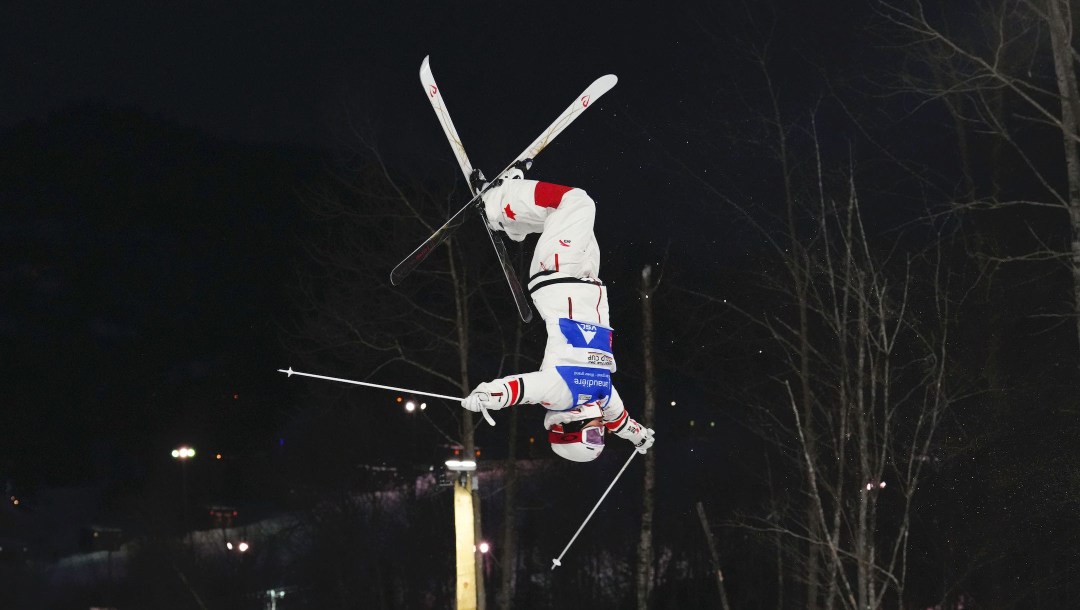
[635,265,660,609]
[879,0,1080,362]
[657,16,959,598]
[682,152,954,608]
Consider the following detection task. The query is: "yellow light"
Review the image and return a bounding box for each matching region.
[172,446,195,460]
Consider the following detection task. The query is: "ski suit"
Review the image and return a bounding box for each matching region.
[465,178,650,451]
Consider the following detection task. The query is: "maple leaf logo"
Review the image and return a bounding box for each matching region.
[504,204,516,220]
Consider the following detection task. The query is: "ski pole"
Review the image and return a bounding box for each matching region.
[278,367,496,426]
[550,449,638,570]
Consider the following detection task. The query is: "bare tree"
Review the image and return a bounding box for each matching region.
[783,169,951,609]
[497,314,526,610]
[287,139,522,608]
[696,501,733,610]
[879,0,1080,361]
[653,17,959,597]
[635,265,659,609]
[686,153,954,608]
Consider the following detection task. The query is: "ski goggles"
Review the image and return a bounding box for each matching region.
[548,422,606,448]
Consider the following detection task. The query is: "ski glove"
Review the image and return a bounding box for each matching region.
[469,169,490,194]
[614,418,656,454]
[461,381,513,413]
[497,159,530,182]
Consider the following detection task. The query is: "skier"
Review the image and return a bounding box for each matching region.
[460,167,655,462]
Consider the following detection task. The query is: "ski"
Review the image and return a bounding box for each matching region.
[481,213,532,321]
[417,55,533,322]
[389,64,618,290]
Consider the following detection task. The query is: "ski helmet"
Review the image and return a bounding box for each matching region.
[544,404,605,462]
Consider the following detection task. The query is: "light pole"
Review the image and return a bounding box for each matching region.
[446,459,478,610]
[171,446,195,543]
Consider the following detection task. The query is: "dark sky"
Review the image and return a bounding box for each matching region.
[2,1,874,222]
[1,1,874,487]
[9,6,1080,605]
[2,1,777,240]
[4,2,712,149]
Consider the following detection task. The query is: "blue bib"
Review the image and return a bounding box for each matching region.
[558,319,613,353]
[555,366,612,407]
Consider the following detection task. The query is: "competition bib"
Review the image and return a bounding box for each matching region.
[555,366,612,407]
[558,319,613,353]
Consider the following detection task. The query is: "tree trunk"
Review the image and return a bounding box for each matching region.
[696,502,732,610]
[497,321,525,610]
[636,265,658,610]
[764,60,820,608]
[472,482,484,610]
[1045,0,1080,360]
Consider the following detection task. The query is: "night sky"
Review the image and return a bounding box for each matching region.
[3,0,781,485]
[4,1,1079,607]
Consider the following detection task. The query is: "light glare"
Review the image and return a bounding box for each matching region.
[445,459,477,471]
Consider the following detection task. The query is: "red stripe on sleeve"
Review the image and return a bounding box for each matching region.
[605,410,628,431]
[508,379,521,405]
[533,182,573,208]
